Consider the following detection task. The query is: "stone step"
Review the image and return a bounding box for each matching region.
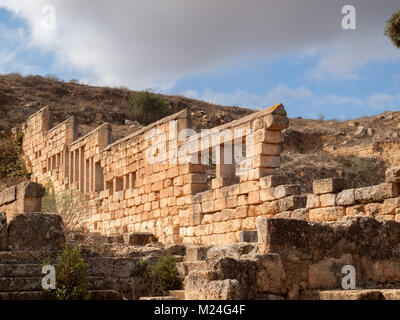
[319,289,400,300]
[0,290,122,300]
[176,261,207,276]
[0,264,42,277]
[167,290,186,300]
[0,276,106,292]
[0,251,58,264]
[139,296,176,300]
[0,263,118,278]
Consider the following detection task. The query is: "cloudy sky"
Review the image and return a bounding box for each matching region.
[0,0,399,119]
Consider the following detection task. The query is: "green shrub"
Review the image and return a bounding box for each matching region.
[44,246,91,300]
[42,180,89,231]
[0,130,28,177]
[385,10,400,49]
[132,255,182,297]
[127,90,170,125]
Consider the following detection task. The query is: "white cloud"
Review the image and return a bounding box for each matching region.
[0,0,399,89]
[367,93,400,110]
[184,86,400,119]
[183,85,361,109]
[312,95,363,106]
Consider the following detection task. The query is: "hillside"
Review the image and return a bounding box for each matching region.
[0,73,399,192]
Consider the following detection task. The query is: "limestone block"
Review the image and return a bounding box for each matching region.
[0,213,7,251]
[239,181,259,194]
[259,200,280,215]
[206,279,241,300]
[253,143,283,156]
[291,208,308,220]
[278,195,307,211]
[0,186,16,206]
[306,194,320,209]
[364,203,384,217]
[319,193,336,207]
[186,246,210,261]
[274,185,301,199]
[260,175,288,189]
[355,183,398,203]
[313,178,346,195]
[308,254,354,289]
[385,166,400,183]
[336,189,355,206]
[8,213,66,251]
[254,129,284,144]
[237,195,248,206]
[253,254,287,295]
[308,206,345,222]
[376,215,395,222]
[345,205,365,216]
[260,188,275,201]
[265,114,289,131]
[123,232,158,246]
[383,197,400,214]
[248,191,260,204]
[253,155,280,168]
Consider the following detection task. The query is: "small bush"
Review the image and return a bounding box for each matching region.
[45,74,60,81]
[385,10,400,49]
[127,90,170,125]
[0,130,28,177]
[132,255,182,297]
[43,246,91,300]
[42,180,89,231]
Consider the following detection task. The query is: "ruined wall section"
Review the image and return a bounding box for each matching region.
[93,110,199,243]
[21,104,289,244]
[0,182,45,222]
[178,104,289,245]
[21,106,78,193]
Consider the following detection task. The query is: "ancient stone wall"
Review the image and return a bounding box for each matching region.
[0,182,45,222]
[20,104,288,244]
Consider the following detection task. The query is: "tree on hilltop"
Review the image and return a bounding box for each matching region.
[385,9,400,49]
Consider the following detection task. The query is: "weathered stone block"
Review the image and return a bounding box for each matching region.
[308,206,345,222]
[306,194,320,209]
[253,254,287,295]
[313,178,346,195]
[19,182,46,199]
[278,195,307,211]
[383,197,400,214]
[206,279,241,300]
[336,189,355,206]
[260,188,275,201]
[259,200,280,215]
[355,183,397,203]
[308,254,354,289]
[8,213,66,251]
[265,114,289,131]
[260,175,288,189]
[274,185,301,199]
[319,193,336,207]
[0,213,7,251]
[0,186,16,206]
[186,246,210,261]
[386,167,400,183]
[124,232,158,246]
